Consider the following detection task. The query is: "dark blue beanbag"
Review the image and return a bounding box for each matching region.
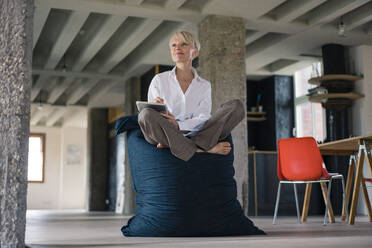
[116,115,264,237]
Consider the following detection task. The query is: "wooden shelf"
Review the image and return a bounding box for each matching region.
[247,117,267,122]
[247,111,267,122]
[309,93,364,103]
[308,74,362,86]
[247,111,266,115]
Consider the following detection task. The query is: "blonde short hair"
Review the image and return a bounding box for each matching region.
[169,31,200,51]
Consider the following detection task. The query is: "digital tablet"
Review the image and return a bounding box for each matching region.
[136,101,168,113]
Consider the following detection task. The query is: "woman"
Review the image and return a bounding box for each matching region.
[138,31,245,161]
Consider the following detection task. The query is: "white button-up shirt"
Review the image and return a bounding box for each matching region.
[148,67,211,135]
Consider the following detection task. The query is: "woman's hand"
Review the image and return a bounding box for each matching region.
[152,97,164,104]
[161,111,179,129]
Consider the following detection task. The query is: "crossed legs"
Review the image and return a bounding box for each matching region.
[138,99,245,161]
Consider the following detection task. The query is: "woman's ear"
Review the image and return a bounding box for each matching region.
[191,48,199,59]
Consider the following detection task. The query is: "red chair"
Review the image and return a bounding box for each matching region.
[273,137,348,225]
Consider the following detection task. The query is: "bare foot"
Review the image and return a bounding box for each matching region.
[206,142,231,155]
[157,143,167,148]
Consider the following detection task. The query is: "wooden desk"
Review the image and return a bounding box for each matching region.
[317,134,372,224]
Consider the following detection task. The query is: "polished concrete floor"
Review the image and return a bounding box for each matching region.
[26,210,372,248]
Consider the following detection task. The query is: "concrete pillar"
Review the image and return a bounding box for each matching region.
[123,77,141,115]
[87,108,109,211]
[121,77,140,215]
[199,15,248,214]
[0,0,34,247]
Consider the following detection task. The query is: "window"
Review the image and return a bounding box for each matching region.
[294,63,326,142]
[28,134,45,183]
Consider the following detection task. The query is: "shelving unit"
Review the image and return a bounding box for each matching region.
[309,93,364,103]
[308,74,362,85]
[308,74,364,108]
[247,111,267,122]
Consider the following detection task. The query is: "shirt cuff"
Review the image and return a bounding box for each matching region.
[177,120,187,131]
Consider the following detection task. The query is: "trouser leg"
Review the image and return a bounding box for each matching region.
[191,99,245,151]
[138,108,197,161]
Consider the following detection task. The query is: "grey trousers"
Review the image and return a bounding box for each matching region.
[138,99,245,161]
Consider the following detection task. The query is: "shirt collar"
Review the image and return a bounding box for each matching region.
[170,66,200,81]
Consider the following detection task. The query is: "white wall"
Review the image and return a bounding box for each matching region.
[349,45,372,215]
[28,109,88,209]
[59,127,87,209]
[28,126,61,209]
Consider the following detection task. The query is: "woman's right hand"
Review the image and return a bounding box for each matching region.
[153,97,164,104]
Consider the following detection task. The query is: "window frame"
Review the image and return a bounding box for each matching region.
[28,133,46,183]
[293,63,327,141]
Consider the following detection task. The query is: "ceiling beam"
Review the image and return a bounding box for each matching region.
[31,103,85,108]
[72,15,128,71]
[43,11,90,69]
[366,22,372,34]
[86,81,118,106]
[126,0,144,5]
[46,108,69,126]
[51,15,127,103]
[307,0,370,26]
[65,79,100,105]
[32,68,124,81]
[70,18,163,105]
[245,30,267,45]
[32,10,89,101]
[343,2,372,30]
[275,0,327,23]
[47,77,76,104]
[98,19,163,73]
[33,6,50,49]
[30,105,54,126]
[34,0,202,23]
[31,75,55,101]
[245,33,289,58]
[165,0,187,10]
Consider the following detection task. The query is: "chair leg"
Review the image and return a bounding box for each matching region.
[273,182,282,225]
[324,179,333,225]
[341,176,349,223]
[293,184,301,223]
[320,182,335,223]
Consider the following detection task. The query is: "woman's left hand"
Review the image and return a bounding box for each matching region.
[160,111,179,129]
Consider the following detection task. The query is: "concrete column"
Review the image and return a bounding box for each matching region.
[0,0,34,247]
[87,108,109,211]
[199,15,248,214]
[121,77,140,215]
[123,77,141,115]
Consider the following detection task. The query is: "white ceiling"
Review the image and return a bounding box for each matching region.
[31,0,372,126]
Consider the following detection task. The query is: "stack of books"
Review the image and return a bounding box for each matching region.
[307,86,328,96]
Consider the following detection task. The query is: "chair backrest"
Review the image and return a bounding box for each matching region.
[277,137,325,181]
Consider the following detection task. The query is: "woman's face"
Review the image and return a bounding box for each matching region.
[169,35,197,63]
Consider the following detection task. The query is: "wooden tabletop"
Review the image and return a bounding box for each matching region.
[318,134,372,155]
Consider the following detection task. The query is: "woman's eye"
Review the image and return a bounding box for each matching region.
[181,43,188,46]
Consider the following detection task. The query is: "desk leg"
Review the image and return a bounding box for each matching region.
[320,182,335,223]
[361,180,372,221]
[301,183,312,223]
[364,147,372,222]
[349,142,365,225]
[342,155,355,221]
